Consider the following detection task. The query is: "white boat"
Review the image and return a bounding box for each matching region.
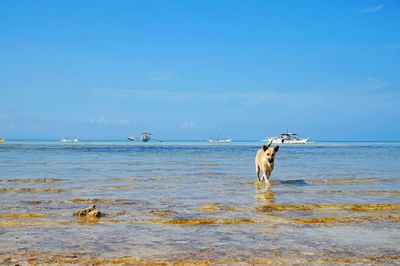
[127,131,161,142]
[266,132,308,144]
[60,137,79,143]
[208,138,232,142]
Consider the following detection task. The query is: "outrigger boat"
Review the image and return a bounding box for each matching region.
[208,138,232,142]
[266,132,308,144]
[127,131,161,142]
[141,131,151,142]
[60,137,79,143]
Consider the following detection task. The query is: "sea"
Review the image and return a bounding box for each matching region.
[0,140,399,265]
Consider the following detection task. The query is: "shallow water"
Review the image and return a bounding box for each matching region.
[1,141,400,265]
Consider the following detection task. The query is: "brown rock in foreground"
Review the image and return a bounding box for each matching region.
[74,205,101,217]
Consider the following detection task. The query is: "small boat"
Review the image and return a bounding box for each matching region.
[0,138,5,143]
[208,138,232,142]
[127,131,161,142]
[141,132,151,142]
[60,137,79,143]
[267,132,308,144]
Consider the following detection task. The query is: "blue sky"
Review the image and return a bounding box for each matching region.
[0,0,399,140]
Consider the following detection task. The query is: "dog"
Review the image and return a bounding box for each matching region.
[255,140,279,187]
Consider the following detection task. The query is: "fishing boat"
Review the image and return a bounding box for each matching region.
[128,132,161,142]
[60,137,79,143]
[0,138,5,143]
[208,138,232,142]
[141,132,151,142]
[266,132,308,144]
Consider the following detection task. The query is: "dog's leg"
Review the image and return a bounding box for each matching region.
[256,164,260,181]
[261,172,266,181]
[263,169,271,188]
[265,176,271,188]
[261,166,268,181]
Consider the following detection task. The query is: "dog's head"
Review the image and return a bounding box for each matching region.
[263,140,279,163]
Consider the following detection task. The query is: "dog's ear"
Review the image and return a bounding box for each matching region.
[274,146,279,152]
[263,145,268,151]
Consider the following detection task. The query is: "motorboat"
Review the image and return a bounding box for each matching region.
[267,132,308,144]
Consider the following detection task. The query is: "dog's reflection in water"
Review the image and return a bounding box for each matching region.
[254,182,275,206]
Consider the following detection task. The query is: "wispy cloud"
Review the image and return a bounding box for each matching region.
[92,87,375,109]
[89,118,130,125]
[181,120,196,131]
[359,4,384,13]
[0,114,10,120]
[180,120,217,135]
[351,77,394,94]
[384,43,400,50]
[148,71,172,81]
[362,82,391,92]
[97,89,287,106]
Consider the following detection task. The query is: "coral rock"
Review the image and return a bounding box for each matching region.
[74,205,101,217]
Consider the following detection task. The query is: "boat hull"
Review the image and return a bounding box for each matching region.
[60,138,79,143]
[268,138,309,144]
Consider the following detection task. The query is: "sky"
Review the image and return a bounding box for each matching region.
[0,0,399,140]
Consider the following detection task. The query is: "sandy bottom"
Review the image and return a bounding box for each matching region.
[1,142,400,265]
[1,179,400,265]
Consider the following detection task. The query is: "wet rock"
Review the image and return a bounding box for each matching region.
[74,205,101,217]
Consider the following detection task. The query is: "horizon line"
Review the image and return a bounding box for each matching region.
[2,139,400,143]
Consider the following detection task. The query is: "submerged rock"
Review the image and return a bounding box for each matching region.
[74,205,101,217]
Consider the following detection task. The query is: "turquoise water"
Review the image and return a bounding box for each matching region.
[1,141,399,264]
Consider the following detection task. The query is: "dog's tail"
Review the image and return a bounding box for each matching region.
[266,138,273,148]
